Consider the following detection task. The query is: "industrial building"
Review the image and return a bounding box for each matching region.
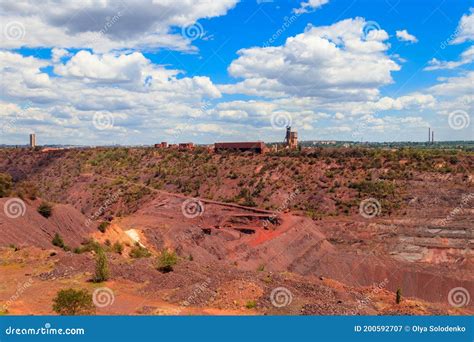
[153,142,193,150]
[214,142,267,154]
[154,126,296,154]
[285,126,298,149]
[178,143,194,150]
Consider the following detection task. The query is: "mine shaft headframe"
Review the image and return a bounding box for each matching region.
[285,125,291,143]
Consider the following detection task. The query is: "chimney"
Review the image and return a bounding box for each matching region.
[432,131,434,144]
[29,133,36,148]
[428,127,431,143]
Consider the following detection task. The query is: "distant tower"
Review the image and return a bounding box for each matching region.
[29,133,36,148]
[431,131,434,144]
[428,127,431,143]
[285,126,298,149]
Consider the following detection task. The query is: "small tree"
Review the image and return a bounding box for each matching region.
[93,248,109,282]
[52,289,95,315]
[396,288,402,304]
[52,233,65,248]
[157,249,178,273]
[38,202,53,218]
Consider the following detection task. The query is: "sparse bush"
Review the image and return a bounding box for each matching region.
[157,249,178,273]
[74,239,101,254]
[263,275,272,284]
[112,241,124,254]
[228,171,238,179]
[98,221,110,233]
[52,233,65,248]
[38,202,53,218]
[0,173,12,197]
[93,248,109,282]
[245,300,257,309]
[52,289,95,315]
[129,243,151,258]
[16,181,39,200]
[396,288,402,304]
[349,180,396,199]
[8,244,19,251]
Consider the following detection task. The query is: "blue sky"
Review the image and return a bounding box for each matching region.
[0,0,472,145]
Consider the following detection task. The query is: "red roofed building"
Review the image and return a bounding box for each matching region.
[214,141,266,154]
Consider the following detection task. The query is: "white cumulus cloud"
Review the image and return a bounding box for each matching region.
[396,29,418,43]
[293,0,329,14]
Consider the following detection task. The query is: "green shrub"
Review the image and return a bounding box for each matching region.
[98,221,110,233]
[52,289,95,315]
[349,180,396,199]
[74,239,101,254]
[9,244,19,251]
[93,248,109,283]
[112,241,124,254]
[157,249,178,273]
[38,202,53,218]
[52,233,65,248]
[245,300,257,309]
[129,243,151,258]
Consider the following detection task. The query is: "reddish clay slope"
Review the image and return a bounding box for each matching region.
[0,198,95,248]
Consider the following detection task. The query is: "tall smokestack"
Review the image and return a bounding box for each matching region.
[432,131,434,144]
[428,127,431,143]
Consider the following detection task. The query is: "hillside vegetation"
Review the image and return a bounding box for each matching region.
[0,147,472,220]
